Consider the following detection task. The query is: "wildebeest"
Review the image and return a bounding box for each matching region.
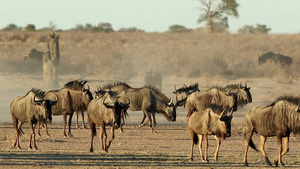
[43,80,92,137]
[64,80,93,129]
[186,88,237,118]
[173,83,200,108]
[24,48,43,61]
[188,108,233,162]
[118,87,176,133]
[243,95,300,167]
[145,69,162,90]
[209,83,252,107]
[88,93,130,152]
[10,88,58,150]
[96,82,176,131]
[258,51,292,66]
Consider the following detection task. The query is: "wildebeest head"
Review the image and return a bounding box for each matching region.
[165,99,176,122]
[103,96,130,129]
[218,109,233,138]
[239,83,252,104]
[173,83,200,107]
[33,92,58,123]
[82,85,93,108]
[225,90,238,112]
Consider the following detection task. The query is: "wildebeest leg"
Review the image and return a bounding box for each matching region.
[259,135,272,166]
[204,134,209,163]
[152,112,157,127]
[243,127,255,166]
[89,122,96,152]
[81,111,87,129]
[106,127,115,151]
[28,121,37,150]
[68,113,74,137]
[189,130,195,161]
[63,113,68,137]
[198,134,205,162]
[274,135,284,167]
[17,121,24,135]
[140,112,146,126]
[37,121,41,136]
[100,125,107,152]
[12,117,21,149]
[75,111,79,129]
[275,136,289,166]
[214,136,221,161]
[139,111,154,133]
[44,122,51,137]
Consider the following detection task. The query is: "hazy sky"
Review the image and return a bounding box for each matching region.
[1,0,300,33]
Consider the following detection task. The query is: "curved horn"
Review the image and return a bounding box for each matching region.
[33,94,44,104]
[103,97,114,108]
[220,108,226,118]
[119,97,130,108]
[50,93,59,105]
[184,84,187,87]
[174,85,177,91]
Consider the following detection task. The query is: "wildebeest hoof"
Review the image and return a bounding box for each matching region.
[243,163,248,167]
[202,160,209,163]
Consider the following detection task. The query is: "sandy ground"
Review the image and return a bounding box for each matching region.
[1,73,300,168]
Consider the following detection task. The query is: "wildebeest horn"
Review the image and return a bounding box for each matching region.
[174,85,177,91]
[119,97,130,108]
[50,93,59,105]
[220,108,226,118]
[103,97,114,108]
[33,94,44,104]
[168,99,173,105]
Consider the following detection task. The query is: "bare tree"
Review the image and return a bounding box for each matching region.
[43,32,60,89]
[197,0,239,33]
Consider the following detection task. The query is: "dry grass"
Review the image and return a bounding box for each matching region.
[0,31,299,81]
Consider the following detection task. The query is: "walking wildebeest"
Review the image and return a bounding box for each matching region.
[96,82,176,131]
[258,51,292,66]
[173,83,200,108]
[186,88,237,118]
[188,108,233,162]
[209,83,252,107]
[118,88,176,133]
[64,80,93,129]
[43,80,92,137]
[88,93,130,152]
[243,95,300,167]
[10,88,58,150]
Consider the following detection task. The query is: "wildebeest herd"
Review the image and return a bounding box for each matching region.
[9,80,300,167]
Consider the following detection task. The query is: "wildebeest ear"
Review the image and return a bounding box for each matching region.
[297,104,300,112]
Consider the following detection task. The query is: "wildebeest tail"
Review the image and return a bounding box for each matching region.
[249,138,259,151]
[90,122,96,136]
[193,133,199,145]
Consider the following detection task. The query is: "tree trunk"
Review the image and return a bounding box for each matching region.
[43,32,60,89]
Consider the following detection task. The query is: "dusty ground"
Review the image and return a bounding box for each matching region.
[1,73,300,168]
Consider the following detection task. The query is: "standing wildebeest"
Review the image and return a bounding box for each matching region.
[10,88,58,150]
[43,80,92,137]
[145,69,162,90]
[64,80,93,129]
[243,95,300,167]
[96,82,176,130]
[209,83,252,108]
[258,51,292,66]
[173,83,200,108]
[188,108,233,162]
[88,93,130,152]
[118,87,176,133]
[186,88,237,118]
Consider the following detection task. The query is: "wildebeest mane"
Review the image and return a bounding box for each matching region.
[144,85,169,102]
[101,81,131,90]
[23,88,45,99]
[274,94,300,106]
[176,83,199,92]
[64,80,87,91]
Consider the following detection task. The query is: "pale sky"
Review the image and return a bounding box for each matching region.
[1,0,300,33]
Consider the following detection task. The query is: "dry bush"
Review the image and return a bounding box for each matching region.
[0,31,299,80]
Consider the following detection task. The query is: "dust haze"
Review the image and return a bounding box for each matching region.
[1,31,300,123]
